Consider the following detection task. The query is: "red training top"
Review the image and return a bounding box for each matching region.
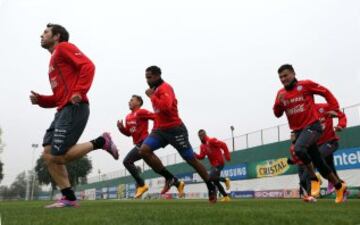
[119,108,155,145]
[273,80,339,131]
[37,42,95,110]
[150,82,182,129]
[316,103,347,145]
[195,136,231,167]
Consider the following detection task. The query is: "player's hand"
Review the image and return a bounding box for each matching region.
[30,91,39,105]
[70,93,82,104]
[145,88,155,97]
[326,110,338,118]
[117,120,125,130]
[277,93,285,103]
[334,126,343,132]
[287,158,294,165]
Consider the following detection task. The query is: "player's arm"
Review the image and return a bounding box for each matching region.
[137,109,155,121]
[117,120,131,136]
[149,88,173,111]
[273,91,285,118]
[58,44,95,103]
[336,110,347,129]
[332,109,347,131]
[195,145,206,160]
[305,80,339,111]
[30,90,57,108]
[213,139,231,161]
[287,158,295,165]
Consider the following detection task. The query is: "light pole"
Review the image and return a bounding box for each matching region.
[30,144,38,200]
[98,169,101,182]
[230,126,235,152]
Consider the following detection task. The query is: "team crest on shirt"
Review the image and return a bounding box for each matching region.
[319,108,324,113]
[297,85,303,91]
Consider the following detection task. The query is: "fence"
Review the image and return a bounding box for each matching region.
[87,103,360,184]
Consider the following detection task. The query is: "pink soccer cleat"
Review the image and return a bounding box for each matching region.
[45,197,79,208]
[327,182,335,194]
[102,132,119,160]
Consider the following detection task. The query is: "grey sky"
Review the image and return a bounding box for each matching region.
[0,0,359,185]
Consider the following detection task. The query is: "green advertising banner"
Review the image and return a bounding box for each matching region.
[247,157,298,178]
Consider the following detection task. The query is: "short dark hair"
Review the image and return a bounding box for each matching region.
[278,64,295,74]
[132,95,143,106]
[47,23,69,42]
[198,129,206,134]
[146,65,162,76]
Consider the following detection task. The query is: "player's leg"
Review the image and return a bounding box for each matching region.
[319,141,341,193]
[209,167,229,201]
[41,113,78,208]
[43,104,118,208]
[166,124,217,202]
[123,145,147,198]
[298,165,311,196]
[319,141,341,179]
[43,147,78,208]
[43,146,71,190]
[51,104,118,164]
[139,133,183,196]
[294,122,326,197]
[219,177,231,191]
[308,143,346,203]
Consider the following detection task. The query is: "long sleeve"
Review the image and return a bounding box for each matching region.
[150,88,173,112]
[220,141,231,161]
[336,109,347,129]
[305,80,339,111]
[213,139,231,161]
[37,94,57,108]
[119,125,131,136]
[195,145,207,160]
[273,91,284,118]
[58,44,95,96]
[137,109,155,121]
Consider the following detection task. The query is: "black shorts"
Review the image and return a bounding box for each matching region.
[143,124,195,160]
[43,103,89,156]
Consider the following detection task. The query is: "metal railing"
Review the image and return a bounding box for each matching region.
[87,103,360,184]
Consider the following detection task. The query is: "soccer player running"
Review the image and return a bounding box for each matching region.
[196,129,231,202]
[138,66,217,203]
[273,64,347,203]
[30,24,119,208]
[315,103,347,193]
[117,95,185,198]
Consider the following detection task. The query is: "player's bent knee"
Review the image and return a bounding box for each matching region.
[180,148,195,161]
[123,159,132,167]
[42,152,52,164]
[138,145,152,157]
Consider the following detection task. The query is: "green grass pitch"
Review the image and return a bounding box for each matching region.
[1,199,360,225]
